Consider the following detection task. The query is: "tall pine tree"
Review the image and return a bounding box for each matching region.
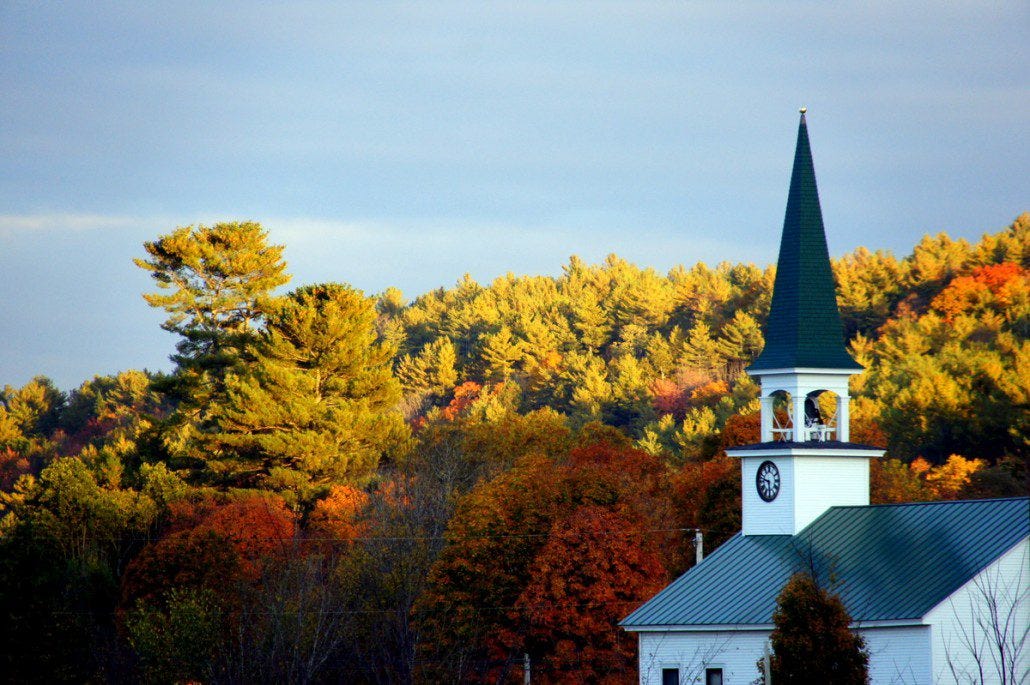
[135,222,290,440]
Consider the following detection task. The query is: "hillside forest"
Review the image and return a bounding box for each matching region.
[1,214,1027,683]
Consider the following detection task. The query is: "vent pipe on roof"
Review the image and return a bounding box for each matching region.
[694,529,704,564]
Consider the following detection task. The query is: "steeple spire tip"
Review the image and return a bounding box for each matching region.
[748,107,862,373]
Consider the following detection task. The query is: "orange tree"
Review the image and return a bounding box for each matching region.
[119,493,297,681]
[121,493,296,608]
[513,506,666,683]
[414,435,677,682]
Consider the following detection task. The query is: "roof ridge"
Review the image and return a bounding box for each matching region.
[825,496,1030,512]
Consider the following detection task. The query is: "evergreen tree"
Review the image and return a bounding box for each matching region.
[682,321,723,371]
[764,571,869,685]
[214,283,409,489]
[479,326,523,382]
[715,310,764,376]
[135,222,290,431]
[0,376,65,441]
[395,337,459,401]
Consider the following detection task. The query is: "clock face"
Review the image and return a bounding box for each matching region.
[756,460,781,502]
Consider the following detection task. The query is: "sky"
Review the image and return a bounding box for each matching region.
[1,1,1027,391]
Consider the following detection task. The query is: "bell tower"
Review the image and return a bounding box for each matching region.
[727,109,883,536]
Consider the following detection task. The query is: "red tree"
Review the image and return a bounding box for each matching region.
[415,439,677,683]
[514,506,667,684]
[122,494,296,607]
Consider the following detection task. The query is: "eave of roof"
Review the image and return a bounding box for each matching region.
[725,440,884,452]
[622,497,1030,629]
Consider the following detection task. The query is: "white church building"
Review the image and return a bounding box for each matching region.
[621,112,1030,685]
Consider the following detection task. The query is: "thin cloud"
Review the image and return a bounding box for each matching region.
[0,213,148,235]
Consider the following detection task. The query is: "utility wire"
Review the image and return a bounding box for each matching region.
[1,526,715,543]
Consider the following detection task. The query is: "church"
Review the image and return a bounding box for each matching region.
[621,112,1030,685]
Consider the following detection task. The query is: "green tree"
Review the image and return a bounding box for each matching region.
[0,377,65,484]
[764,571,869,684]
[715,310,764,376]
[396,337,459,402]
[126,587,224,684]
[135,222,290,433]
[0,376,65,440]
[215,283,409,489]
[681,322,722,371]
[0,456,158,682]
[59,370,171,487]
[833,247,908,338]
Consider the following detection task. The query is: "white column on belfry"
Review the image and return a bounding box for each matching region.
[761,395,774,442]
[793,393,806,442]
[837,394,850,442]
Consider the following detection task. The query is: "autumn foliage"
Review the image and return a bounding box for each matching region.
[122,494,296,607]
[307,484,369,542]
[870,454,989,504]
[931,262,1027,321]
[514,506,667,683]
[1,216,1026,681]
[415,438,677,683]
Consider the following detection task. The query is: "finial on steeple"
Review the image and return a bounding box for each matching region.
[799,106,807,114]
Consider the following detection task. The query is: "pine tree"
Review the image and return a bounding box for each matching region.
[715,310,764,376]
[479,326,523,382]
[682,322,723,371]
[214,283,408,488]
[396,337,459,401]
[135,222,290,431]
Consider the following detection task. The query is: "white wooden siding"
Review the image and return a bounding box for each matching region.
[862,625,932,684]
[926,538,1030,685]
[637,629,770,685]
[741,457,795,535]
[741,455,869,536]
[636,625,931,684]
[793,456,869,532]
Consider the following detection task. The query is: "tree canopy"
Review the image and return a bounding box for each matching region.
[213,283,409,489]
[0,212,1025,682]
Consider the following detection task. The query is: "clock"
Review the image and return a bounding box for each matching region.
[756,460,780,502]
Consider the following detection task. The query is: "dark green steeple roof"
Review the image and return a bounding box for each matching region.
[749,112,862,371]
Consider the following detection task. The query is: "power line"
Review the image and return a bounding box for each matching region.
[52,597,655,617]
[1,526,713,543]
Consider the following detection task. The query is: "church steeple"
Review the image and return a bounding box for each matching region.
[727,111,883,536]
[749,109,861,372]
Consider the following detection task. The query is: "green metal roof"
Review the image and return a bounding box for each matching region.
[622,497,1029,627]
[749,113,862,371]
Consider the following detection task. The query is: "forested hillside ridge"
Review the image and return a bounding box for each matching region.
[0,214,1026,683]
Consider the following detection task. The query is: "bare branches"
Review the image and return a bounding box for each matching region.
[942,550,1029,685]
